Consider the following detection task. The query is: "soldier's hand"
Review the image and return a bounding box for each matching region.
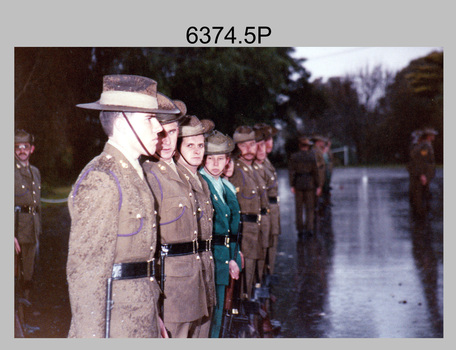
[229,260,240,280]
[420,175,428,186]
[291,187,295,194]
[239,251,245,269]
[14,237,21,254]
[316,187,322,197]
[159,317,169,338]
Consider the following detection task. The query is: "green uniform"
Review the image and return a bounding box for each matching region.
[200,170,242,338]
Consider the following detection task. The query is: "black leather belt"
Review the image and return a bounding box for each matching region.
[260,208,269,215]
[111,260,156,280]
[268,196,278,204]
[198,239,212,252]
[212,235,230,246]
[240,213,259,223]
[161,240,198,256]
[15,205,39,214]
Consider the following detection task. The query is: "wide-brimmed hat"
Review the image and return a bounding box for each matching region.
[298,136,313,146]
[15,129,34,144]
[76,74,180,116]
[311,135,328,143]
[205,130,235,155]
[158,99,188,125]
[233,125,256,144]
[254,127,266,142]
[254,123,278,138]
[421,127,438,136]
[179,115,215,137]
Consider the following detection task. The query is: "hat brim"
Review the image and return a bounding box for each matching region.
[76,92,180,115]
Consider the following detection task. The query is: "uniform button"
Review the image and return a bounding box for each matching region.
[196,255,200,260]
[152,224,156,228]
[225,214,228,217]
[208,218,211,221]
[225,261,229,264]
[136,214,141,219]
[194,230,197,234]
[228,229,231,233]
[193,212,196,216]
[189,193,193,197]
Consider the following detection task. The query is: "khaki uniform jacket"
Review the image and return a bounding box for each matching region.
[263,158,280,236]
[252,162,271,250]
[289,149,320,191]
[229,158,263,259]
[408,141,436,181]
[15,159,41,244]
[177,163,216,308]
[66,143,161,338]
[142,158,208,323]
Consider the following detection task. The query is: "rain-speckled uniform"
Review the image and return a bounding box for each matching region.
[66,143,162,338]
[177,163,216,309]
[262,158,280,273]
[142,158,208,330]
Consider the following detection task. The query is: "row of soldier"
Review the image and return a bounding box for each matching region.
[64,74,281,338]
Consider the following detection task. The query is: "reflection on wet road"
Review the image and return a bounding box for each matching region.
[272,167,443,338]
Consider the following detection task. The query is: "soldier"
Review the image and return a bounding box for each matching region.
[199,130,243,338]
[254,123,280,275]
[174,115,216,337]
[66,74,177,338]
[14,129,41,332]
[408,127,438,217]
[141,102,208,338]
[288,136,321,238]
[229,126,263,298]
[251,127,271,280]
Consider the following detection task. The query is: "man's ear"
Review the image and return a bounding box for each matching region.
[30,145,35,154]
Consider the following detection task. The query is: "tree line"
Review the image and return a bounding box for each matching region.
[14,48,443,186]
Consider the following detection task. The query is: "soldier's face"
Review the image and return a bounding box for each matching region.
[256,140,267,161]
[204,154,229,179]
[121,112,163,156]
[15,142,34,163]
[265,137,273,154]
[237,140,257,161]
[179,134,205,168]
[156,122,179,161]
[223,159,234,178]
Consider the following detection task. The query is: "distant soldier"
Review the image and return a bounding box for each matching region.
[67,75,177,338]
[142,102,209,338]
[288,136,321,238]
[14,129,41,332]
[408,127,438,217]
[175,115,215,337]
[229,126,263,298]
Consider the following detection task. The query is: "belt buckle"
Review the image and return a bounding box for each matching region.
[147,258,155,281]
[258,214,262,223]
[224,235,230,247]
[193,239,198,254]
[207,239,212,251]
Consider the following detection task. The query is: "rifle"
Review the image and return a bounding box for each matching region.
[105,277,113,338]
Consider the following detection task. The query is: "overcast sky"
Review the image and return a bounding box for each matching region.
[291,47,443,82]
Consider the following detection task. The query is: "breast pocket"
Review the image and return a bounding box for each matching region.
[159,196,194,242]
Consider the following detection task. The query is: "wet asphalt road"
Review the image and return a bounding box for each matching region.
[20,166,443,338]
[272,167,443,338]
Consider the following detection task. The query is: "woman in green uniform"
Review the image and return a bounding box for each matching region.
[199,130,243,338]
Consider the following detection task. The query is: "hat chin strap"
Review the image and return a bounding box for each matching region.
[121,112,153,157]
